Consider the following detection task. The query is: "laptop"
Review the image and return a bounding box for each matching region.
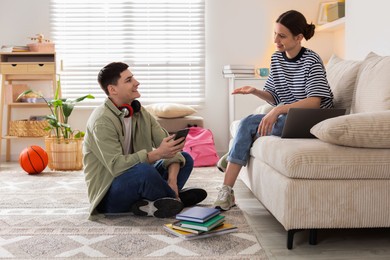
[281,108,346,138]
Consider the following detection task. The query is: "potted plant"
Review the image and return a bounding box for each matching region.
[18,78,94,170]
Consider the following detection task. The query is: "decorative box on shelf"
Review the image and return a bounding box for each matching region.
[327,2,345,22]
[27,43,55,52]
[27,33,55,52]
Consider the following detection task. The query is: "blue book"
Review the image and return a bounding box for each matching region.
[176,206,220,223]
[180,214,225,231]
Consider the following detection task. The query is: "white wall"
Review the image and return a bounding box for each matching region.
[1,0,388,160]
[0,0,52,44]
[345,0,390,59]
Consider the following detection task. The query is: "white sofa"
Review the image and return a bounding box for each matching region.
[231,52,390,249]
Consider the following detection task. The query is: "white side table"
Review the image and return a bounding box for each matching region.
[225,76,267,126]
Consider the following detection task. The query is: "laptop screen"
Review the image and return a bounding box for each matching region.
[281,108,346,138]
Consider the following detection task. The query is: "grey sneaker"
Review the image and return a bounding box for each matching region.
[217,153,228,172]
[213,185,236,211]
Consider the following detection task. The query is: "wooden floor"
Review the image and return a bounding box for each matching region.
[233,175,390,260]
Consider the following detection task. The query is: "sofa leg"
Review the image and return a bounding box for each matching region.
[287,229,317,249]
[309,229,317,245]
[287,229,298,250]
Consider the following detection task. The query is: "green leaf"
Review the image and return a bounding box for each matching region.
[62,102,75,118]
[74,131,85,139]
[55,76,61,100]
[49,99,63,107]
[58,122,71,128]
[74,94,95,103]
[16,90,37,101]
[47,120,60,128]
[62,95,94,118]
[45,115,57,121]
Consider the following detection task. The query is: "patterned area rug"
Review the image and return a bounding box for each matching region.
[0,164,267,259]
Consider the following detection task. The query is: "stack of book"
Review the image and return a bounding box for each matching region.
[12,46,29,52]
[163,206,237,240]
[222,64,255,78]
[0,46,29,53]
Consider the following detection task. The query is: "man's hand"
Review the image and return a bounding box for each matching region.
[147,135,184,163]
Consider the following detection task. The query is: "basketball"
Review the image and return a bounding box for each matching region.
[19,146,49,174]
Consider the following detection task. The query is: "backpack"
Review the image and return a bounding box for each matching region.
[183,126,219,167]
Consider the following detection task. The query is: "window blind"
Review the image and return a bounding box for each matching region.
[50,0,205,105]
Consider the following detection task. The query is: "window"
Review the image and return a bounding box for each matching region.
[50,0,205,105]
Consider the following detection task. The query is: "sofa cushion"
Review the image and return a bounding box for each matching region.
[351,52,390,113]
[156,115,204,133]
[326,55,361,113]
[230,120,241,138]
[253,103,274,114]
[144,103,197,118]
[310,111,390,148]
[250,136,390,180]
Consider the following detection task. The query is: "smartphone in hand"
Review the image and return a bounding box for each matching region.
[173,128,190,145]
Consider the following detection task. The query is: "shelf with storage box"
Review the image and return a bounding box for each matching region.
[0,52,58,162]
[317,17,345,32]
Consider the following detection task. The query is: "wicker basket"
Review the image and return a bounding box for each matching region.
[9,120,49,137]
[45,137,83,171]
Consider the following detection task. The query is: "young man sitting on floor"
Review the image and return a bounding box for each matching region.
[83,62,207,220]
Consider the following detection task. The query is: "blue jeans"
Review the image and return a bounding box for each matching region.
[97,152,193,213]
[228,114,287,166]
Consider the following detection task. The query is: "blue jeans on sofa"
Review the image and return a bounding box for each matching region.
[228,114,287,166]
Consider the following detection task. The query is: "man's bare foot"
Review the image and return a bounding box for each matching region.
[168,181,179,199]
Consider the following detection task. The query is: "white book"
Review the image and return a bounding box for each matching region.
[223,64,255,70]
[223,69,254,74]
[223,73,256,78]
[223,64,254,70]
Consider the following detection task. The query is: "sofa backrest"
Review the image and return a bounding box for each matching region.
[326,52,390,114]
[350,52,390,113]
[326,55,361,114]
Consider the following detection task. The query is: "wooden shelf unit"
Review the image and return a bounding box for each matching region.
[0,52,58,162]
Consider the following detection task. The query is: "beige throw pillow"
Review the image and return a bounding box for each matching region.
[351,52,390,113]
[145,103,197,118]
[310,110,390,148]
[326,55,361,113]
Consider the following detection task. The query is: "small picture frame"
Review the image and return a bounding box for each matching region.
[317,1,338,25]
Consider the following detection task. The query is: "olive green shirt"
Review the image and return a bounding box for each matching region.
[83,98,185,218]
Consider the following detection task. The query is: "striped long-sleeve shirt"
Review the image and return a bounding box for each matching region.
[264,47,333,108]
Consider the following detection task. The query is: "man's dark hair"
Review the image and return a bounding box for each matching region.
[97,62,129,95]
[276,10,315,41]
